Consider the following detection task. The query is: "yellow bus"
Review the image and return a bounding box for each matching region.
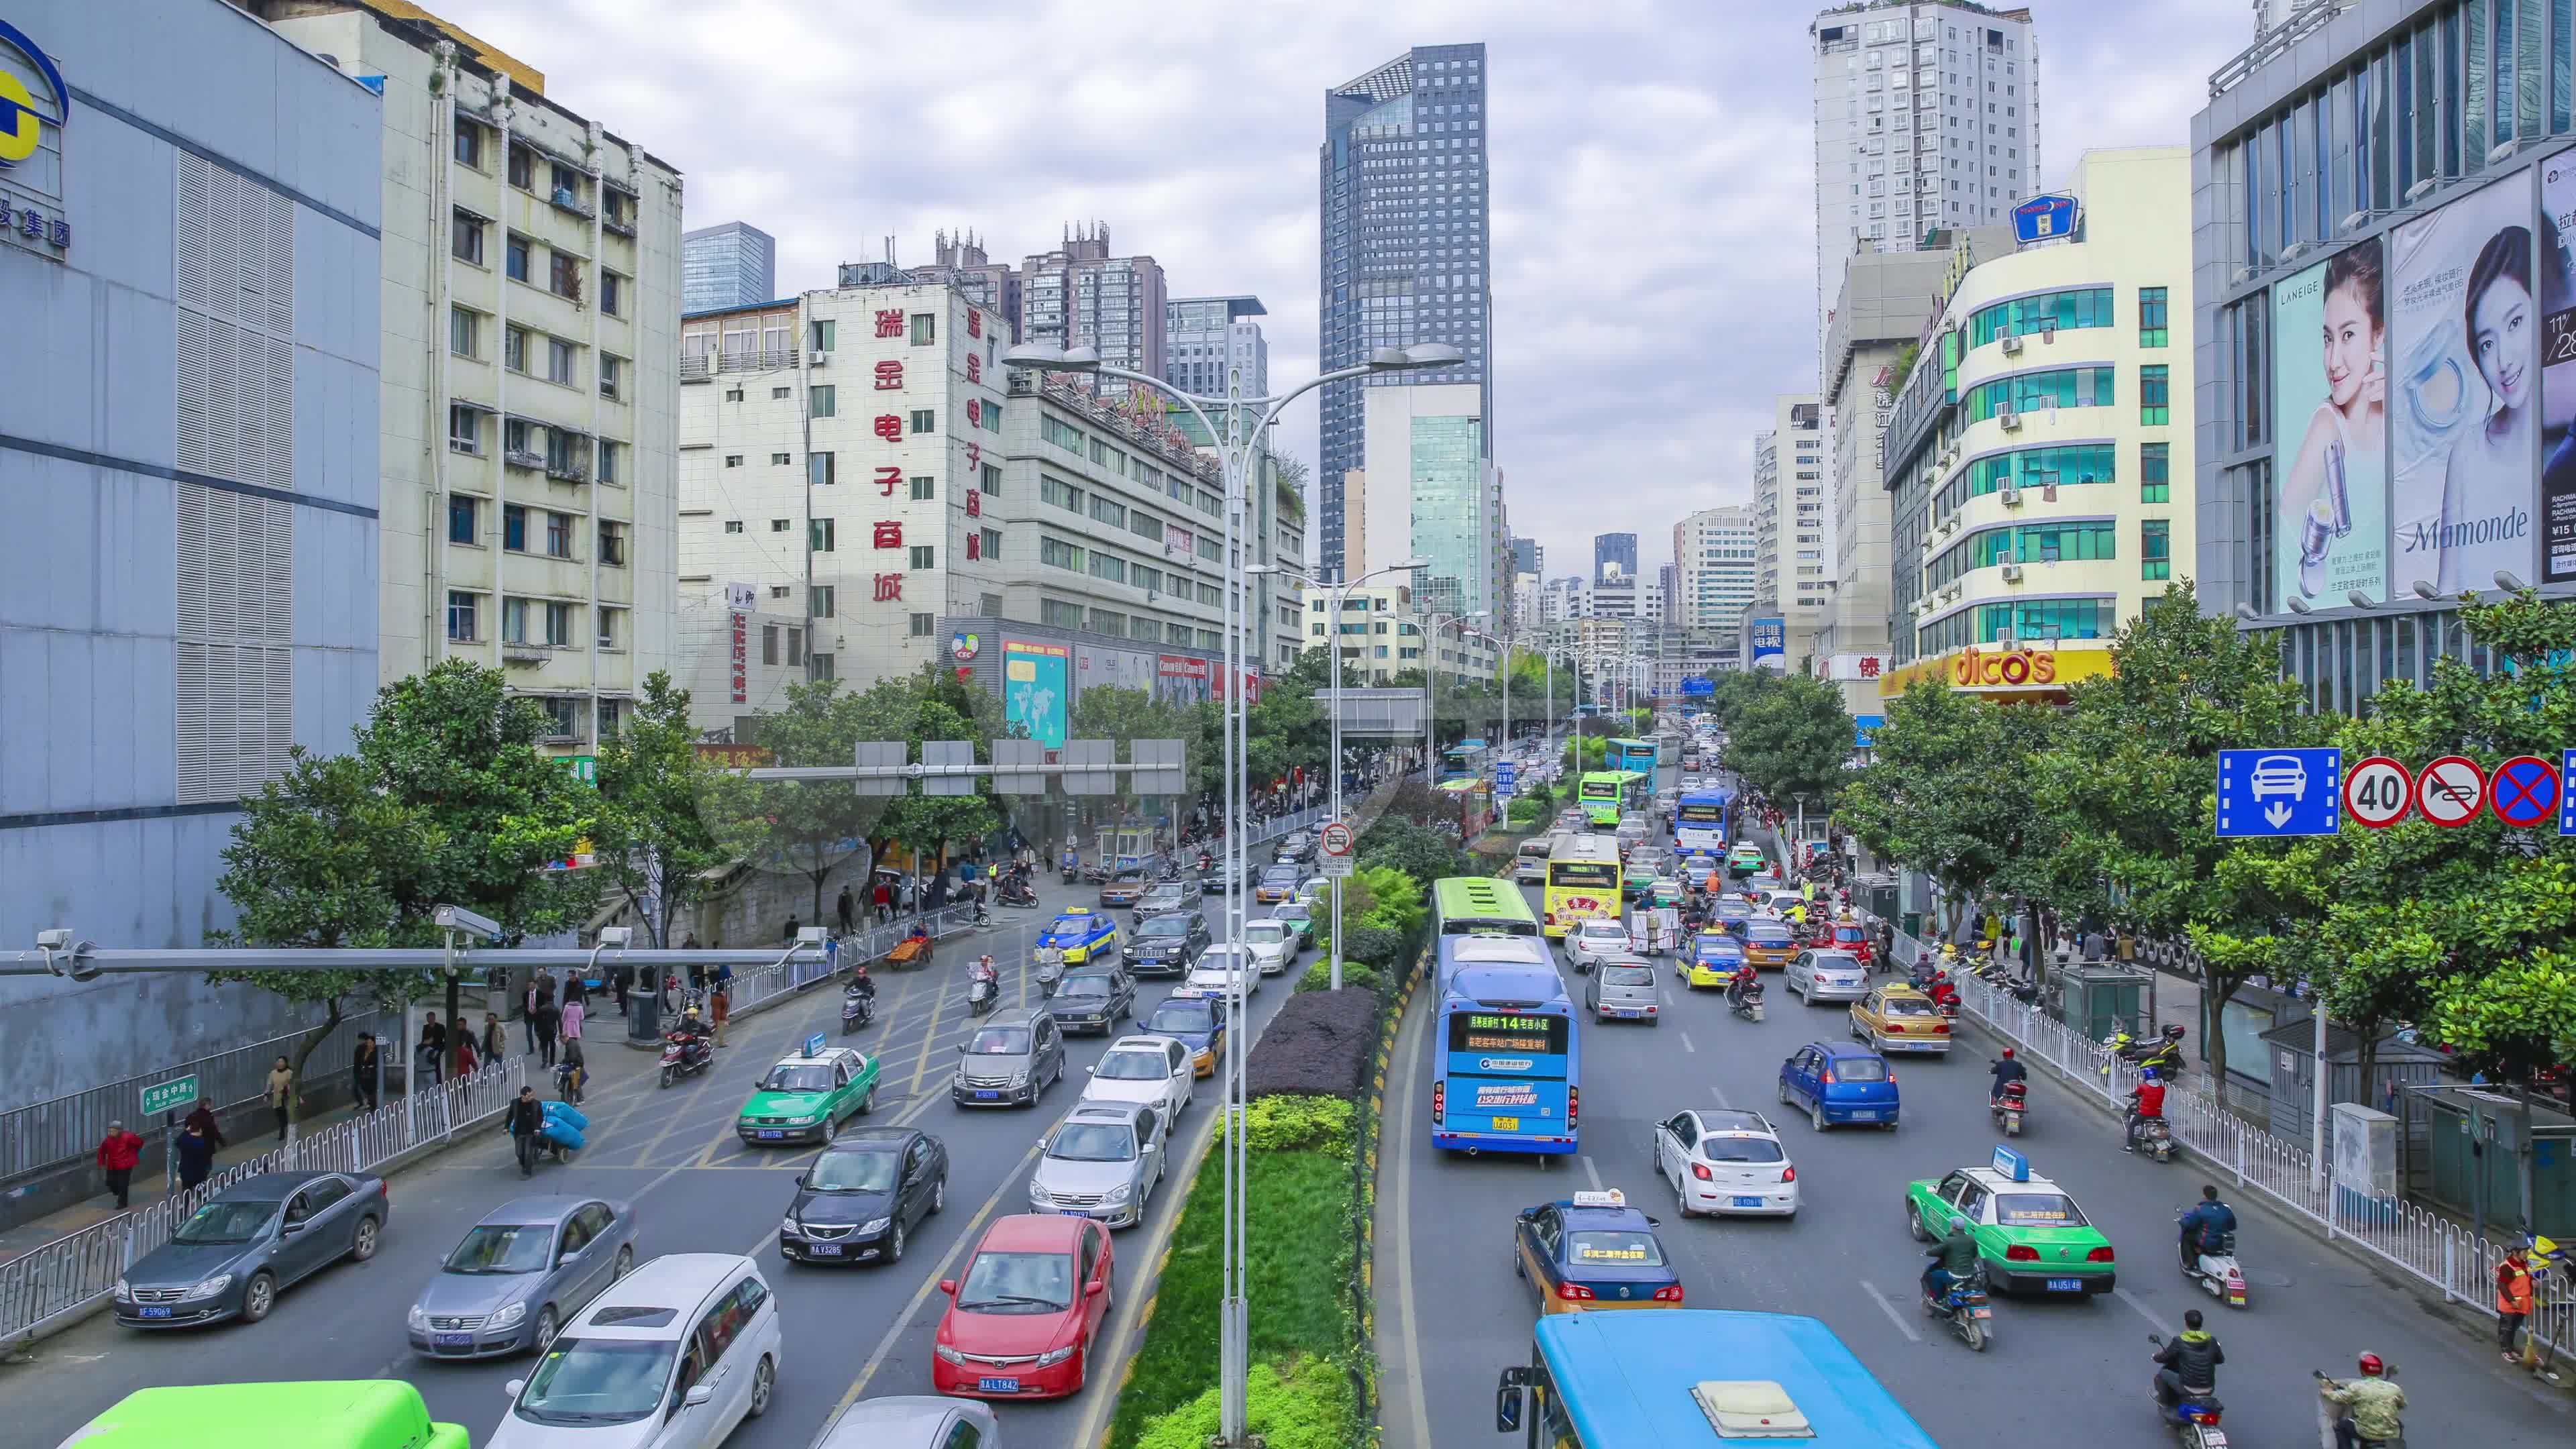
[56,1381,470,1449]
[1544,834,1623,938]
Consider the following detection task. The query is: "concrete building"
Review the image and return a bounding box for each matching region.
[1165,294,1269,399]
[1303,581,1495,683]
[1675,505,1760,633]
[1017,223,1167,390]
[256,0,683,759]
[912,229,1017,331]
[1357,384,1501,625]
[1811,1,2041,347]
[1593,531,1638,584]
[0,0,384,1106]
[1657,563,1680,625]
[1511,536,1542,576]
[1318,42,1492,580]
[1879,148,2194,701]
[1752,395,1833,661]
[682,220,774,313]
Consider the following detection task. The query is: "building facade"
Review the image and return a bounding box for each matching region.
[1675,504,1760,632]
[1017,223,1167,387]
[1880,147,2196,700]
[1811,1,2041,347]
[913,230,1016,329]
[260,0,683,757]
[1304,582,1495,683]
[1511,536,1542,576]
[1358,384,1501,624]
[0,0,384,1105]
[1593,531,1638,584]
[1318,42,1493,580]
[1752,396,1833,660]
[1165,294,1269,399]
[682,220,774,313]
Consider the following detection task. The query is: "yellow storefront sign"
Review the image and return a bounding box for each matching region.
[1879,644,2115,698]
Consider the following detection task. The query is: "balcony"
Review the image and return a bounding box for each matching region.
[502,642,553,665]
[549,187,596,221]
[545,462,589,484]
[503,448,545,471]
[601,214,637,239]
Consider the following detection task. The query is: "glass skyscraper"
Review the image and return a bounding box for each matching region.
[1318,42,1492,582]
[682,221,776,313]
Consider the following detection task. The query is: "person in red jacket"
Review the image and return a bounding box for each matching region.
[2125,1069,2168,1154]
[95,1121,145,1210]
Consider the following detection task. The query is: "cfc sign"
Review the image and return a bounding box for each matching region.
[1947,646,2059,688]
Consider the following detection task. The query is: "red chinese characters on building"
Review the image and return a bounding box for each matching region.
[965,442,981,468]
[1858,656,1882,679]
[874,360,904,390]
[964,490,981,519]
[873,414,904,441]
[729,611,749,704]
[965,531,982,561]
[965,354,981,384]
[874,309,904,338]
[967,309,983,339]
[874,466,902,496]
[873,572,904,602]
[873,521,904,549]
[965,398,981,427]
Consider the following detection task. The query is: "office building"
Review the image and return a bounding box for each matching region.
[1675,505,1760,633]
[1357,384,1501,625]
[1657,564,1680,625]
[1165,295,1269,398]
[1318,42,1493,579]
[1511,537,1542,576]
[682,221,775,313]
[1752,395,1833,661]
[258,0,684,755]
[1880,148,2194,700]
[0,0,383,1108]
[913,229,1018,331]
[1811,2,2040,347]
[1304,582,1495,683]
[1593,531,1638,584]
[1017,223,1167,387]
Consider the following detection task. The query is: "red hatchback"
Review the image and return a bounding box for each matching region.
[934,1214,1114,1399]
[1830,922,1874,965]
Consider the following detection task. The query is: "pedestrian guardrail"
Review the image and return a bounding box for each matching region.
[0,1051,530,1347]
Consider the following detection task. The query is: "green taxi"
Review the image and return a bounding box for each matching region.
[737,1046,881,1144]
[1904,1146,2115,1297]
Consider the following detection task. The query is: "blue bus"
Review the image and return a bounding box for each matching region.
[1442,739,1492,783]
[1434,931,1556,996]
[1497,1309,1941,1449]
[1672,790,1733,855]
[1434,961,1578,1156]
[1605,737,1660,778]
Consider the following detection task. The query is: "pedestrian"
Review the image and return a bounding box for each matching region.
[184,1099,227,1150]
[558,1038,586,1104]
[837,885,856,936]
[2118,930,2137,964]
[710,982,731,1047]
[561,991,584,1048]
[785,915,800,945]
[2498,1244,2537,1364]
[264,1055,294,1142]
[506,1085,545,1178]
[454,1033,477,1077]
[350,1034,379,1114]
[611,961,631,1014]
[480,1010,505,1067]
[96,1121,144,1209]
[524,975,544,1053]
[873,876,895,923]
[417,1010,446,1085]
[532,990,559,1069]
[174,1120,215,1191]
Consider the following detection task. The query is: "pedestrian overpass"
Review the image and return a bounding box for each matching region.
[1325,687,1428,738]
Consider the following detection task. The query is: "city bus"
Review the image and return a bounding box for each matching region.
[1496,1309,1941,1449]
[56,1381,472,1449]
[1655,734,1682,767]
[1673,789,1734,855]
[1543,834,1622,938]
[1576,771,1629,826]
[1606,737,1660,777]
[1435,930,1557,996]
[1442,739,1493,783]
[1433,875,1544,938]
[1434,959,1578,1155]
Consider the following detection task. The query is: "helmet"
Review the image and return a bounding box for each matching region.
[2357,1352,2384,1377]
[2163,1024,2187,1040]
[2000,1046,2016,1060]
[2141,1067,2161,1082]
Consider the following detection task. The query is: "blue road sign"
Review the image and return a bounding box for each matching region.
[2561,750,2576,835]
[2012,193,2079,244]
[1495,762,1517,798]
[2492,755,2561,828]
[2215,747,2342,838]
[804,1032,826,1059]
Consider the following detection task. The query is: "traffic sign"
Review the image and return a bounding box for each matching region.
[2561,750,2576,835]
[140,1075,198,1117]
[2343,756,2414,828]
[1318,820,1354,879]
[2215,748,2342,838]
[2414,755,2486,827]
[2491,755,2561,828]
[1495,762,1517,798]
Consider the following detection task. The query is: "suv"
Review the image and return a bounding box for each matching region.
[1028,1103,1167,1230]
[492,1253,780,1448]
[1126,911,1211,977]
[1132,879,1203,926]
[1049,966,1136,1034]
[951,1008,1067,1108]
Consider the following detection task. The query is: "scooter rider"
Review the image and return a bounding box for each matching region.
[2178,1184,2237,1269]
[1921,1216,1979,1304]
[1988,1047,2027,1104]
[846,961,877,1003]
[969,954,998,985]
[2317,1354,2406,1449]
[2151,1309,2224,1415]
[2125,1067,2168,1154]
[1725,962,1758,1011]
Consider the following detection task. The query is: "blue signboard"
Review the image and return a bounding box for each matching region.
[2561,749,2576,836]
[2214,747,2342,838]
[803,1032,827,1059]
[1749,617,1785,665]
[1854,714,1886,750]
[1495,762,1517,799]
[2012,193,2079,245]
[1681,676,1715,697]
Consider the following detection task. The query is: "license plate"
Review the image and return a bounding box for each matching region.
[806,1242,842,1256]
[1970,1307,1992,1318]
[1732,1196,1764,1208]
[1846,1110,1877,1121]
[978,1377,1021,1393]
[757,1130,785,1140]
[2198,1434,2226,1449]
[434,1331,473,1347]
[1490,1117,1520,1132]
[138,1306,172,1319]
[1060,1208,1092,1217]
[975,1090,1000,1100]
[2046,1277,2083,1292]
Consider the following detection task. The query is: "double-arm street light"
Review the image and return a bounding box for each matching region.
[1424,608,1491,789]
[998,338,1459,1446]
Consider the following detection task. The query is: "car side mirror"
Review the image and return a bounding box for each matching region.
[1496,1368,1530,1432]
[683,1385,714,1409]
[1087,1279,1106,1297]
[938,1278,957,1295]
[505,1379,527,1399]
[1141,1142,1158,1154]
[794,1173,809,1188]
[280,1219,306,1235]
[1086,1066,1096,1075]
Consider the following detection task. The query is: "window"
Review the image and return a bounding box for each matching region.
[2139,364,2171,425]
[810,652,834,680]
[788,628,806,666]
[447,405,481,454]
[549,250,582,301]
[447,494,479,545]
[2140,441,2171,502]
[771,518,791,531]
[547,337,578,386]
[546,511,574,558]
[454,120,484,169]
[1042,476,1083,512]
[910,409,935,434]
[981,527,1002,560]
[761,624,782,666]
[504,326,528,373]
[1041,537,1084,571]
[809,452,837,486]
[445,590,480,642]
[451,211,484,265]
[979,402,1001,433]
[724,387,743,402]
[1043,417,1086,453]
[725,455,744,468]
[809,319,835,353]
[596,698,623,739]
[506,144,534,190]
[981,464,1001,494]
[598,521,625,566]
[503,504,528,552]
[600,272,623,317]
[772,386,790,400]
[449,307,479,358]
[1089,550,1126,584]
[910,612,935,636]
[1962,366,2115,421]
[1041,598,1083,629]
[599,355,623,400]
[2142,518,2172,580]
[910,476,934,500]
[500,596,529,644]
[1090,496,1128,529]
[771,451,792,466]
[810,586,835,618]
[504,418,532,456]
[545,427,580,475]
[505,233,531,282]
[810,519,836,552]
[810,384,837,418]
[910,313,936,345]
[543,600,574,646]
[724,519,744,534]
[910,545,936,570]
[2138,286,2169,347]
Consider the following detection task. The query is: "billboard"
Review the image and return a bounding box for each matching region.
[2539,158,2576,582]
[1749,616,1785,671]
[2271,242,2388,610]
[2011,193,2078,246]
[2388,176,2536,595]
[1155,653,1210,704]
[1680,676,1715,697]
[1002,639,1069,750]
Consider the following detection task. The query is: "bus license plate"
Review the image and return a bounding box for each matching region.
[978,1377,1021,1393]
[2046,1278,2082,1292]
[1490,1117,1520,1132]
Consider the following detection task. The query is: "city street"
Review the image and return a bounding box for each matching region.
[0,870,1299,1449]
[1377,769,2567,1449]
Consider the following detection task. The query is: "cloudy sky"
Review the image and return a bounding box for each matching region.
[435,0,2256,578]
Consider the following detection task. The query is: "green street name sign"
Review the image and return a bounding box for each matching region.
[139,1075,199,1117]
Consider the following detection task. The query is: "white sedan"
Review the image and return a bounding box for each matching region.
[1650,1108,1799,1218]
[1785,949,1870,1004]
[1564,918,1632,974]
[1240,919,1298,975]
[1186,945,1259,996]
[1080,1034,1195,1132]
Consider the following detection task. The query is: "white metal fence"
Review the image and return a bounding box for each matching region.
[0,1053,531,1347]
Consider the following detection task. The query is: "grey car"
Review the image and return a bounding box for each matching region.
[115,1170,388,1328]
[1786,949,1870,1004]
[1050,965,1137,1034]
[815,1397,1000,1449]
[409,1195,639,1358]
[1132,878,1203,927]
[1585,957,1662,1024]
[952,1007,1069,1108]
[1028,1102,1167,1229]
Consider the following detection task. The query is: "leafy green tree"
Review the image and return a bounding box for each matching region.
[710,678,879,926]
[592,672,726,948]
[1727,673,1853,805]
[1357,814,1466,882]
[1838,678,2059,923]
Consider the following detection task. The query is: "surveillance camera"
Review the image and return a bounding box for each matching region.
[36,928,72,951]
[596,926,633,948]
[432,904,502,938]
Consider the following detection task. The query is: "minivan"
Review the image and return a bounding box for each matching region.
[1514,838,1553,883]
[953,1008,1069,1108]
[492,1253,781,1449]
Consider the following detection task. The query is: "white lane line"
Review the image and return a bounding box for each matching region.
[1707,1084,1732,1110]
[1386,994,1437,1449]
[1680,1030,1697,1055]
[1858,1280,1922,1342]
[1581,1155,1605,1191]
[2115,1286,2176,1338]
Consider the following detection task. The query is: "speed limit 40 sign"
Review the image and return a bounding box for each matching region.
[2343,755,2413,828]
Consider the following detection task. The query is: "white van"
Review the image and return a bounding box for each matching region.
[492,1253,782,1449]
[1515,837,1554,883]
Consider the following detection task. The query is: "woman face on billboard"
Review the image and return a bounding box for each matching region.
[2322,273,2384,413]
[2469,243,2534,416]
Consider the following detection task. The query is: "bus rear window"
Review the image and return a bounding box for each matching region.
[1548,863,1617,890]
[1446,1012,1570,1055]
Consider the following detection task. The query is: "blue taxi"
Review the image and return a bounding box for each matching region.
[1140,990,1228,1078]
[1682,930,1747,989]
[1511,1189,1684,1314]
[1037,907,1122,965]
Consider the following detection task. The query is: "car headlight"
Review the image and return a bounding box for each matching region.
[1028,1185,1053,1206]
[1009,1071,1030,1088]
[114,1278,132,1302]
[408,1303,430,1331]
[780,1216,804,1237]
[785,1114,821,1126]
[182,1273,233,1301]
[486,1299,527,1330]
[1035,1345,1076,1366]
[935,1343,966,1364]
[1106,1183,1133,1205]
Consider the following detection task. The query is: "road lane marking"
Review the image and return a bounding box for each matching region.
[2116,1286,2176,1338]
[1582,1155,1603,1191]
[1680,1030,1697,1054]
[1708,1084,1732,1110]
[1385,989,1438,1449]
[1858,1279,1922,1342]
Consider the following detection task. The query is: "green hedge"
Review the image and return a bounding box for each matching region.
[1134,1356,1356,1449]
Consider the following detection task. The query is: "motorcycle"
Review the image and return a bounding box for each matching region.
[2133,1114,2178,1163]
[2106,1026,2190,1078]
[1990,1078,2027,1136]
[2146,1336,2228,1449]
[2312,1368,2404,1449]
[841,981,875,1034]
[965,976,1000,1016]
[1061,853,1081,886]
[2178,1213,2249,1308]
[1728,981,1765,1022]
[996,877,1039,908]
[1034,947,1066,999]
[971,902,993,931]
[1081,863,1110,885]
[1922,1267,1994,1352]
[657,1028,713,1089]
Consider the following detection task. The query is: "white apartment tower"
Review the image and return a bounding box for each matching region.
[1750,396,1832,659]
[1674,505,1758,633]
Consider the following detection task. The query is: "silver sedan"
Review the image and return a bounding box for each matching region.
[409,1195,639,1358]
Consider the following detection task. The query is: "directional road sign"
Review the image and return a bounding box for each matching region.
[1495,761,1517,798]
[2561,750,2576,836]
[2343,756,2414,828]
[2414,755,2486,828]
[140,1075,199,1117]
[2490,755,2561,828]
[2216,748,2342,838]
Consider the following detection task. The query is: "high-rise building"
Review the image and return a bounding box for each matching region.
[1811,3,2039,348]
[1511,537,1542,577]
[682,221,776,312]
[1657,564,1680,625]
[1752,396,1833,661]
[1016,223,1167,388]
[1318,42,1493,580]
[1675,506,1759,633]
[912,230,1018,333]
[1593,532,1638,584]
[1358,384,1500,625]
[1165,296,1269,399]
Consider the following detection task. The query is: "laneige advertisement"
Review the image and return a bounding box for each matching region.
[2538,158,2576,582]
[2387,178,2537,594]
[2271,242,2387,610]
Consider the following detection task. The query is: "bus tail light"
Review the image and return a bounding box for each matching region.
[1544,910,1556,925]
[1432,1081,1444,1122]
[1652,1285,1686,1302]
[1566,1087,1579,1128]
[1556,1282,1595,1301]
[2004,1244,2041,1262]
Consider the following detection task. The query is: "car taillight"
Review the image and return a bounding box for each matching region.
[1652,1285,1685,1302]
[1544,910,1556,924]
[1690,1163,1714,1181]
[1557,1282,1595,1300]
[1779,1166,1796,1183]
[2004,1245,2041,1262]
[1819,1070,1836,1085]
[1432,1082,1444,1122]
[1934,1022,1951,1033]
[1886,1023,1905,1033]
[2086,1246,2116,1263]
[1566,1087,1579,1127]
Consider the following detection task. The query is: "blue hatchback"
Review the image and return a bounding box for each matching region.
[1777,1041,1899,1130]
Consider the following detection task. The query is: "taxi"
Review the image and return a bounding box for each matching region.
[1140,990,1228,1077]
[736,1046,881,1143]
[1829,919,1875,965]
[1727,843,1767,875]
[1254,863,1305,904]
[1037,907,1122,965]
[1905,1147,2116,1297]
[1741,918,1799,969]
[1682,931,1748,990]
[1850,984,1951,1055]
[1647,877,1686,911]
[1511,1189,1684,1314]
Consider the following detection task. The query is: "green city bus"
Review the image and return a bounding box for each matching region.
[55,1381,470,1449]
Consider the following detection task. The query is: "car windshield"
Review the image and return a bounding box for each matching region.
[1059,975,1115,998]
[1703,1136,1786,1163]
[759,1065,836,1093]
[1049,1122,1138,1162]
[172,1199,275,1244]
[1139,916,1192,937]
[1243,922,1288,943]
[1095,1051,1169,1081]
[957,1249,1075,1311]
[1148,1002,1216,1032]
[1882,996,1938,1017]
[965,1027,1032,1055]
[514,1337,675,1426]
[1567,1230,1667,1267]
[1994,1192,2089,1227]
[444,1222,555,1273]
[806,1150,902,1192]
[1275,905,1309,920]
[1049,916,1095,935]
[1262,867,1299,883]
[1142,888,1182,904]
[1601,965,1654,987]
[1831,1057,1890,1082]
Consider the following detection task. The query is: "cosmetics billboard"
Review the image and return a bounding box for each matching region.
[2387,176,2537,596]
[2539,157,2576,582]
[2272,241,2387,611]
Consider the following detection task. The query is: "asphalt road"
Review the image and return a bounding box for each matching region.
[0,867,1304,1449]
[1379,764,2565,1449]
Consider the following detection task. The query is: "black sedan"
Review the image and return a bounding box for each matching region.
[780,1128,949,1266]
[116,1171,387,1328]
[1050,966,1136,1034]
[1125,910,1212,977]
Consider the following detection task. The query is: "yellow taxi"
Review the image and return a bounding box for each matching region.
[1849,984,1952,1055]
[1741,918,1799,969]
[1682,932,1748,990]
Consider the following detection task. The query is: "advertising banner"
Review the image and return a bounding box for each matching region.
[1075,644,1155,694]
[2538,157,2576,582]
[1749,616,1785,671]
[2389,177,2537,595]
[2272,244,2388,610]
[1003,639,1070,750]
[1155,653,1210,704]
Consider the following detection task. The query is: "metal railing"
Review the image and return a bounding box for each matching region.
[0,1052,529,1346]
[0,1010,398,1187]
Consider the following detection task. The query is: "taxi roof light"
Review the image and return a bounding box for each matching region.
[1570,1188,1625,1208]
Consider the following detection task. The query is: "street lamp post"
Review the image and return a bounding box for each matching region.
[1424,609,1490,791]
[1000,339,1458,1447]
[1320,559,1426,993]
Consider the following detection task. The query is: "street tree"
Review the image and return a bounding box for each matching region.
[1837,678,2061,930]
[592,672,727,948]
[1726,672,1854,808]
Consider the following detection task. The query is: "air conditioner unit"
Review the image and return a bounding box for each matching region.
[1999,486,2024,507]
[2000,563,2025,582]
[2000,333,2025,355]
[1998,410,2022,431]
[807,352,828,368]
